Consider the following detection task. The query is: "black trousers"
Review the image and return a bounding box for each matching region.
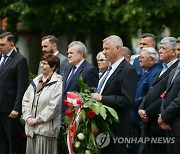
[0,113,22,154]
[166,134,180,154]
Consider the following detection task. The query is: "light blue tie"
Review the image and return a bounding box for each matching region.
[96,66,112,93]
[0,55,8,68]
[159,63,168,77]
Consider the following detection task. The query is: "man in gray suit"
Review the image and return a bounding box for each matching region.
[38,35,69,76]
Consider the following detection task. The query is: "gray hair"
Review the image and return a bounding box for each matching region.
[103,35,123,47]
[68,41,87,58]
[160,37,177,50]
[141,47,159,63]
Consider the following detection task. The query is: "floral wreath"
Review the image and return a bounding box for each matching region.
[64,76,118,154]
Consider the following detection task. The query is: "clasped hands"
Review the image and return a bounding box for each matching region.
[157,114,171,131]
[138,109,149,123]
[138,110,171,131]
[27,117,37,126]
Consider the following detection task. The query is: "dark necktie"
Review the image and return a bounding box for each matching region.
[66,66,76,88]
[96,66,112,93]
[0,55,8,68]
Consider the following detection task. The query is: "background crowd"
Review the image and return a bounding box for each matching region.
[0,31,180,154]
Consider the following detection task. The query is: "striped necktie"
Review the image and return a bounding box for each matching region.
[96,66,112,93]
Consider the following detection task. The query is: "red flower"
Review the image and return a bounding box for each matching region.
[160,91,166,98]
[87,110,96,119]
[76,98,83,105]
[65,109,73,116]
[64,99,69,106]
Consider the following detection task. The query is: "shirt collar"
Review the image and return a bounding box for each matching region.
[110,57,124,70]
[74,59,85,69]
[54,51,59,56]
[166,58,178,68]
[3,49,14,57]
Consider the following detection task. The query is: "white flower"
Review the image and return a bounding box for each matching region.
[74,141,81,148]
[85,150,91,154]
[77,133,85,140]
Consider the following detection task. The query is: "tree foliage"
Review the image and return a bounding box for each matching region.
[0,0,179,62]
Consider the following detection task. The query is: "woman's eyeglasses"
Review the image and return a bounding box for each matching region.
[97,59,106,62]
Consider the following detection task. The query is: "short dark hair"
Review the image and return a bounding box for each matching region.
[41,53,60,71]
[42,35,58,45]
[0,32,15,44]
[141,33,156,43]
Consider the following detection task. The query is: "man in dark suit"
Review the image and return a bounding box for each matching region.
[158,61,180,154]
[60,41,99,154]
[62,41,99,113]
[138,37,178,154]
[92,35,137,154]
[0,32,29,153]
[157,39,180,154]
[38,35,69,76]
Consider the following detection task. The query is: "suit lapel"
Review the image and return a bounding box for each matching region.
[64,61,86,91]
[138,71,149,86]
[166,68,180,91]
[0,50,16,73]
[151,60,179,86]
[63,66,72,89]
[103,59,126,92]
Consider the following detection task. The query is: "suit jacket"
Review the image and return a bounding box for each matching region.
[101,59,137,136]
[56,52,69,76]
[133,56,163,82]
[62,60,99,113]
[131,63,162,125]
[140,60,178,134]
[161,65,180,137]
[0,50,29,113]
[133,56,143,82]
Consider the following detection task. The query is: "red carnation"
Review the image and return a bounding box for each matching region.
[160,91,166,98]
[64,99,69,106]
[87,110,96,119]
[65,109,73,116]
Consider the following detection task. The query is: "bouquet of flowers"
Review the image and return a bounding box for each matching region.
[64,77,118,154]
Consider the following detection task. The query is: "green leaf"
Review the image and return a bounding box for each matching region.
[103,105,119,120]
[99,105,107,120]
[91,104,100,115]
